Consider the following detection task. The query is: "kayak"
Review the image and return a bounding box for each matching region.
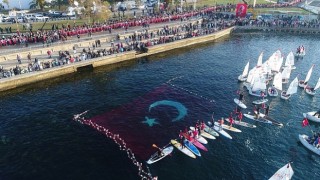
[269,162,294,180]
[184,139,201,157]
[244,112,283,126]
[181,133,208,151]
[206,122,232,139]
[203,124,219,137]
[299,134,320,155]
[225,118,256,128]
[170,139,196,159]
[252,98,268,105]
[190,127,216,140]
[234,98,247,109]
[146,146,174,164]
[214,122,242,133]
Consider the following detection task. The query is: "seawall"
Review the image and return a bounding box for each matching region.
[0,27,234,92]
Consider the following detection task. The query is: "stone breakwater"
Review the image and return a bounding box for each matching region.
[0,27,233,92]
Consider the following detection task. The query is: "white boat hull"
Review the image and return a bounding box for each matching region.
[225,118,256,128]
[252,98,269,105]
[269,163,294,180]
[214,122,242,132]
[305,88,316,96]
[303,112,320,123]
[280,91,291,100]
[268,87,278,96]
[299,134,320,155]
[298,81,306,88]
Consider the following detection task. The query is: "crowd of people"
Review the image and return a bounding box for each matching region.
[0,12,236,79]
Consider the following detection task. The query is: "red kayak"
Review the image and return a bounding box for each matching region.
[182,133,208,151]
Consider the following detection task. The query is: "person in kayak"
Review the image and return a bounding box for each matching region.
[229,113,234,128]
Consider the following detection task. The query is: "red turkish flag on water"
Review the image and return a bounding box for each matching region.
[235,3,248,18]
[81,84,214,159]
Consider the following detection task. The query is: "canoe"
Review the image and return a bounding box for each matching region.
[147,146,174,164]
[181,133,208,151]
[303,111,320,123]
[184,140,201,157]
[190,127,216,140]
[225,118,257,128]
[234,98,247,109]
[214,122,242,132]
[299,134,320,155]
[244,113,283,126]
[206,122,232,139]
[269,163,294,180]
[170,139,196,158]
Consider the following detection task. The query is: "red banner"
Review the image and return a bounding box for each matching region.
[235,3,248,18]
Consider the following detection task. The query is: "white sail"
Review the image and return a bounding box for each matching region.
[284,52,295,67]
[242,61,250,77]
[257,52,263,67]
[304,65,315,83]
[287,77,299,95]
[273,72,282,91]
[281,67,291,80]
[268,50,282,72]
[314,77,320,90]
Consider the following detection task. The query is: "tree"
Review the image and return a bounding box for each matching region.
[2,0,9,9]
[79,0,111,24]
[29,0,45,10]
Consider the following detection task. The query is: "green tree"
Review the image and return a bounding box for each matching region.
[79,0,111,23]
[2,0,9,9]
[29,0,45,10]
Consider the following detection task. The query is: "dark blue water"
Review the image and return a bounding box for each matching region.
[1,33,320,180]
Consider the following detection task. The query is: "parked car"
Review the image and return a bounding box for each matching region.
[34,14,49,21]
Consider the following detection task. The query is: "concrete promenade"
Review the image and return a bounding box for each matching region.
[0,24,234,92]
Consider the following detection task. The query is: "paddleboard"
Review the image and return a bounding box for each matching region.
[269,162,294,180]
[203,125,219,137]
[181,133,208,151]
[206,122,232,139]
[225,118,256,128]
[170,139,196,159]
[184,139,201,157]
[214,122,242,132]
[147,146,174,164]
[234,98,247,109]
[188,127,208,144]
[190,127,216,140]
[252,98,268,105]
[244,113,283,126]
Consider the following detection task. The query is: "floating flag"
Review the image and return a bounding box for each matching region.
[302,118,309,127]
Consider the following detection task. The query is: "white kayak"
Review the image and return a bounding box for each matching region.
[269,162,294,180]
[234,98,247,109]
[214,122,242,133]
[170,139,196,159]
[147,146,174,164]
[252,98,268,105]
[225,118,257,128]
[207,122,232,139]
[299,134,320,155]
[203,124,219,137]
[190,127,216,140]
[303,111,320,123]
[244,113,283,126]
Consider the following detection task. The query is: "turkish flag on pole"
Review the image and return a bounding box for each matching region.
[235,3,248,18]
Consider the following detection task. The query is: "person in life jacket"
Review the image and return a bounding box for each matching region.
[218,117,224,131]
[200,121,205,131]
[238,111,243,122]
[179,130,185,149]
[192,128,198,139]
[229,113,234,128]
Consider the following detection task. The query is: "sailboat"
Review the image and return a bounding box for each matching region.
[268,50,283,74]
[238,61,249,82]
[299,64,314,88]
[268,72,282,97]
[269,162,294,180]
[257,52,263,67]
[281,76,299,100]
[283,52,296,70]
[281,67,291,84]
[305,77,320,96]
